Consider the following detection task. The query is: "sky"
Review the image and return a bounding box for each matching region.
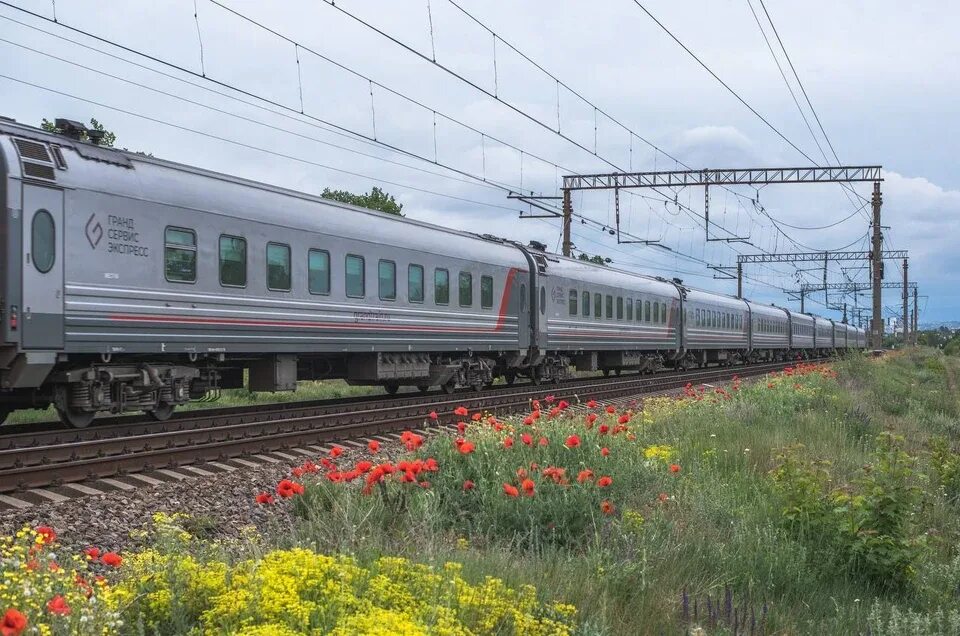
[1,0,957,324]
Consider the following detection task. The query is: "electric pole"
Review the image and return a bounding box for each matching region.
[561,188,572,257]
[870,181,883,348]
[902,258,909,344]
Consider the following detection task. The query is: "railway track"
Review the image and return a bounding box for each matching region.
[0,360,806,493]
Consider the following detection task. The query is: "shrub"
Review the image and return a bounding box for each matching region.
[771,433,924,588]
[929,436,960,503]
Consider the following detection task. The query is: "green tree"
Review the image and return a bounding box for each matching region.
[321,187,403,216]
[40,117,116,147]
[577,253,610,266]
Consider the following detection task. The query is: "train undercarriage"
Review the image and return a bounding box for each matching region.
[0,346,835,428]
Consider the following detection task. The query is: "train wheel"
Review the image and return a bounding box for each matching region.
[384,383,400,396]
[148,402,176,422]
[504,372,517,386]
[56,407,95,429]
[601,369,610,377]
[417,385,430,394]
[441,381,457,394]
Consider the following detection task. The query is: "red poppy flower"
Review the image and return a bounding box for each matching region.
[454,406,469,416]
[276,479,299,499]
[255,492,274,505]
[0,608,27,636]
[424,457,439,471]
[516,467,528,480]
[456,422,467,434]
[523,416,534,426]
[605,405,616,414]
[487,415,498,425]
[558,400,570,410]
[531,410,541,420]
[586,400,598,409]
[329,446,343,459]
[35,526,56,546]
[401,470,416,483]
[598,424,610,435]
[600,447,610,457]
[669,464,681,473]
[356,460,374,473]
[429,411,439,420]
[462,480,475,491]
[577,469,594,483]
[83,547,100,561]
[767,383,775,389]
[617,414,630,425]
[291,467,305,478]
[548,407,561,418]
[521,478,535,496]
[46,595,70,616]
[493,422,504,432]
[600,500,615,515]
[564,434,581,448]
[101,552,123,568]
[532,399,541,410]
[419,480,431,488]
[471,412,482,422]
[586,413,597,428]
[368,440,380,453]
[502,483,519,498]
[302,461,319,474]
[401,430,424,450]
[521,433,533,446]
[597,476,612,488]
[458,441,476,455]
[503,436,514,449]
[538,437,548,447]
[658,492,669,503]
[545,395,556,404]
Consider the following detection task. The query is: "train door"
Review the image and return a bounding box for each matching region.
[531,255,549,349]
[21,184,64,349]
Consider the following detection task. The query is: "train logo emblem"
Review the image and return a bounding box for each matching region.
[84,213,103,249]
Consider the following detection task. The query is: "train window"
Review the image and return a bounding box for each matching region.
[481,275,494,309]
[594,293,602,319]
[660,303,666,324]
[582,291,590,317]
[540,286,546,315]
[435,269,449,305]
[459,272,473,307]
[378,260,396,301]
[345,254,365,298]
[695,309,700,326]
[218,235,246,287]
[569,289,578,316]
[164,227,196,283]
[31,209,55,274]
[308,249,330,295]
[645,300,651,323]
[408,264,424,303]
[616,297,623,320]
[626,298,633,321]
[605,295,613,319]
[637,299,643,322]
[266,243,291,291]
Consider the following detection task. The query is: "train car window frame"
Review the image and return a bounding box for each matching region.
[266,242,292,292]
[645,300,651,323]
[582,291,590,317]
[378,259,397,301]
[434,268,449,305]
[626,298,633,321]
[164,226,197,283]
[459,271,473,307]
[31,209,55,274]
[218,234,247,288]
[605,295,613,319]
[408,264,424,303]
[569,289,578,316]
[616,297,624,320]
[307,249,330,295]
[594,293,602,319]
[481,275,494,309]
[345,253,365,298]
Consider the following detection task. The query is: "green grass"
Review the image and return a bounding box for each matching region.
[269,349,960,635]
[3,379,381,425]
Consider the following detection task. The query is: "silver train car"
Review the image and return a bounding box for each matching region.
[0,119,865,426]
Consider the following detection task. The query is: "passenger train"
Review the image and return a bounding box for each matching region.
[0,118,865,427]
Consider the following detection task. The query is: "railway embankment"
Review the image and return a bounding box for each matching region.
[3,349,960,635]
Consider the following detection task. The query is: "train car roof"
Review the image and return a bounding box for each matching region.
[0,120,532,268]
[535,253,681,298]
[744,301,789,318]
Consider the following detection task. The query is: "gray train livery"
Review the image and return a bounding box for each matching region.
[0,118,865,427]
